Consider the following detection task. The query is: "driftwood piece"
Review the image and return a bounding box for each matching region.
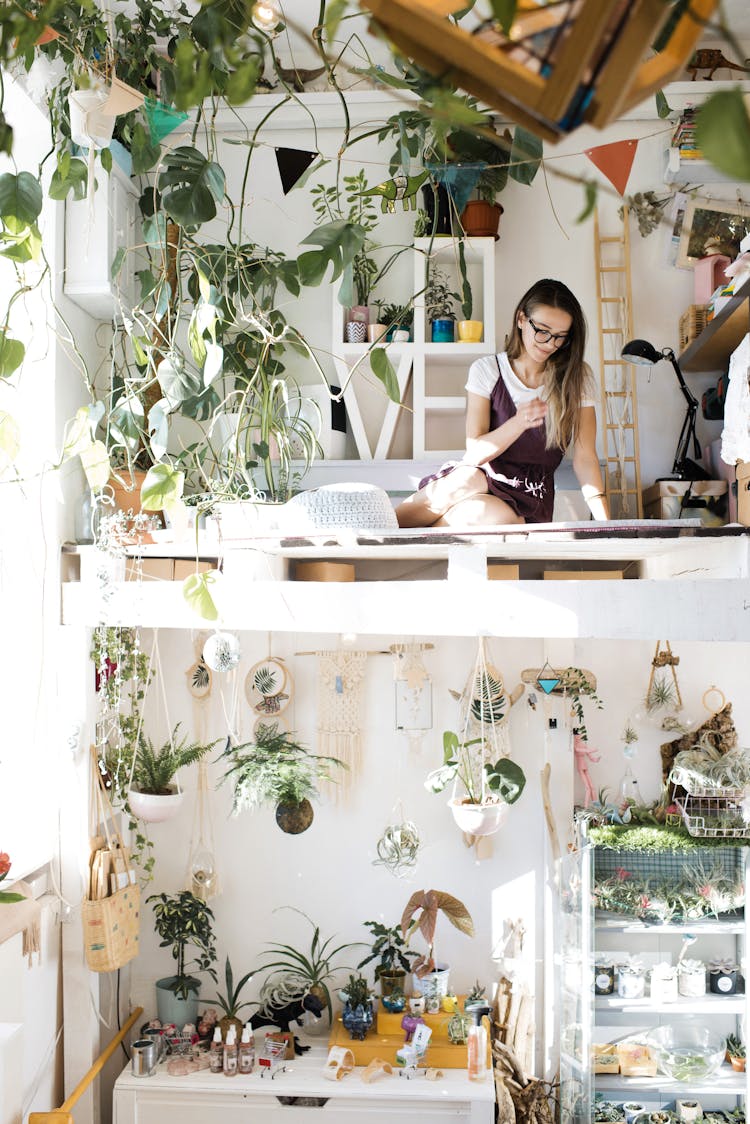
[660,703,737,781]
[493,1037,556,1124]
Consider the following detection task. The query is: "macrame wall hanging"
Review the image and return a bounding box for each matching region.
[392,642,433,752]
[315,649,367,798]
[185,633,219,900]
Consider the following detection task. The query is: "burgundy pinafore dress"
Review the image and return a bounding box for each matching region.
[420,355,564,523]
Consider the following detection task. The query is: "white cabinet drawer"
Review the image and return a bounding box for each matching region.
[124,1091,471,1123]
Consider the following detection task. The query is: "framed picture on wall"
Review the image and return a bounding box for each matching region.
[676,196,750,269]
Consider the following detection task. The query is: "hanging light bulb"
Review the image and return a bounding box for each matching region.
[251,1,282,33]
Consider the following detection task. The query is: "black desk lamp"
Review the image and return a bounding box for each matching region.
[621,338,709,481]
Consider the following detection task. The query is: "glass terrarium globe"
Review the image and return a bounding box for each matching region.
[632,674,695,735]
[190,850,216,899]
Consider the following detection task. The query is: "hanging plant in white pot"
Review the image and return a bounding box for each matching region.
[128,723,220,824]
[425,639,526,836]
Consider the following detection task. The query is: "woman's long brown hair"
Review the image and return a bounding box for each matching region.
[505,278,588,451]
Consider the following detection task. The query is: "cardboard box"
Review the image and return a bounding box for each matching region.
[592,1044,620,1074]
[488,564,520,580]
[173,559,214,582]
[642,479,727,525]
[543,569,624,580]
[294,562,355,582]
[737,461,750,526]
[124,558,174,582]
[616,1043,657,1078]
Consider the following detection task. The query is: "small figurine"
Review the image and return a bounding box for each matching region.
[400,1014,425,1043]
[687,49,750,80]
[573,732,601,808]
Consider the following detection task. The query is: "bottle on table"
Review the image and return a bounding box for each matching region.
[223,1026,239,1077]
[209,1026,223,1074]
[239,1024,255,1074]
[467,1005,491,1081]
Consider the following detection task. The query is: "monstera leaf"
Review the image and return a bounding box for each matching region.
[157,147,226,227]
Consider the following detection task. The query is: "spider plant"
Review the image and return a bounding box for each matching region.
[256,908,361,1023]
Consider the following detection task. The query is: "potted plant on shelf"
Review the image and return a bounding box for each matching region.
[208,955,256,1043]
[147,890,218,1027]
[128,724,220,823]
[455,242,483,343]
[400,888,475,998]
[424,267,458,342]
[357,920,419,996]
[726,1034,745,1072]
[217,725,347,834]
[340,973,375,1040]
[257,908,359,1029]
[375,302,414,342]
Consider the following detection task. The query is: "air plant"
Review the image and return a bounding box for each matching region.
[373,820,421,877]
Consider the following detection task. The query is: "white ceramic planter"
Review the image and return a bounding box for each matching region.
[412,965,450,997]
[449,798,508,836]
[128,786,183,824]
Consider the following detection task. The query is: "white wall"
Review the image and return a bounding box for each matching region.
[127,632,750,1075]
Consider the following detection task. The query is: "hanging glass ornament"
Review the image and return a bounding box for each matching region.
[203,631,241,673]
[190,849,217,900]
[618,764,644,813]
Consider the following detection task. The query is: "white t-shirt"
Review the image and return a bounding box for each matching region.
[465,352,597,408]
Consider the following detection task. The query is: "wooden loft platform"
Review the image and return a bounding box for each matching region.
[61,523,750,642]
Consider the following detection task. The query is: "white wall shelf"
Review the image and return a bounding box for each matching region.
[331,238,496,461]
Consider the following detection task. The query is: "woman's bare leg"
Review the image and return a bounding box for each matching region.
[433,494,524,527]
[395,466,488,528]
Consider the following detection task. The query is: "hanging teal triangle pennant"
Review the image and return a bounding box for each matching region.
[536,660,561,694]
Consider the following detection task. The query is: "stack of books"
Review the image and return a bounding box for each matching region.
[671,107,703,159]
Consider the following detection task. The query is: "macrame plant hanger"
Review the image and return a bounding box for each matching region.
[392,640,433,752]
[186,633,220,901]
[127,632,180,801]
[453,637,509,860]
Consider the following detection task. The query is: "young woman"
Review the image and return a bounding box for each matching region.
[395,278,609,527]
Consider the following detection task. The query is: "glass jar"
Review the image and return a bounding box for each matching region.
[708,962,738,995]
[678,959,706,997]
[617,964,646,999]
[650,965,678,1002]
[594,961,615,995]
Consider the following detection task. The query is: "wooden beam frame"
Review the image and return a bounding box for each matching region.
[361,0,721,139]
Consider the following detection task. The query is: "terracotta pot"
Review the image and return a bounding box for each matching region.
[109,468,149,515]
[460,199,503,240]
[730,1055,746,1072]
[275,798,314,834]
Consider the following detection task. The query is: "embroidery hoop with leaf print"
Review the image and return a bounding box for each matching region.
[245,657,292,716]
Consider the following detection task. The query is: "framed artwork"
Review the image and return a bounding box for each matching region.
[676,196,750,269]
[395,679,433,731]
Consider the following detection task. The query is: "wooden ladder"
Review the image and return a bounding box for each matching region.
[593,206,643,518]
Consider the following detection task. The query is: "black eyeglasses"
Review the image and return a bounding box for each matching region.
[526,316,570,347]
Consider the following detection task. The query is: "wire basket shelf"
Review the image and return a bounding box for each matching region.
[670,766,748,800]
[676,794,750,839]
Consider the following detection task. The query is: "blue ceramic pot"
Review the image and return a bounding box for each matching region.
[342,1001,374,1040]
[431,317,455,343]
